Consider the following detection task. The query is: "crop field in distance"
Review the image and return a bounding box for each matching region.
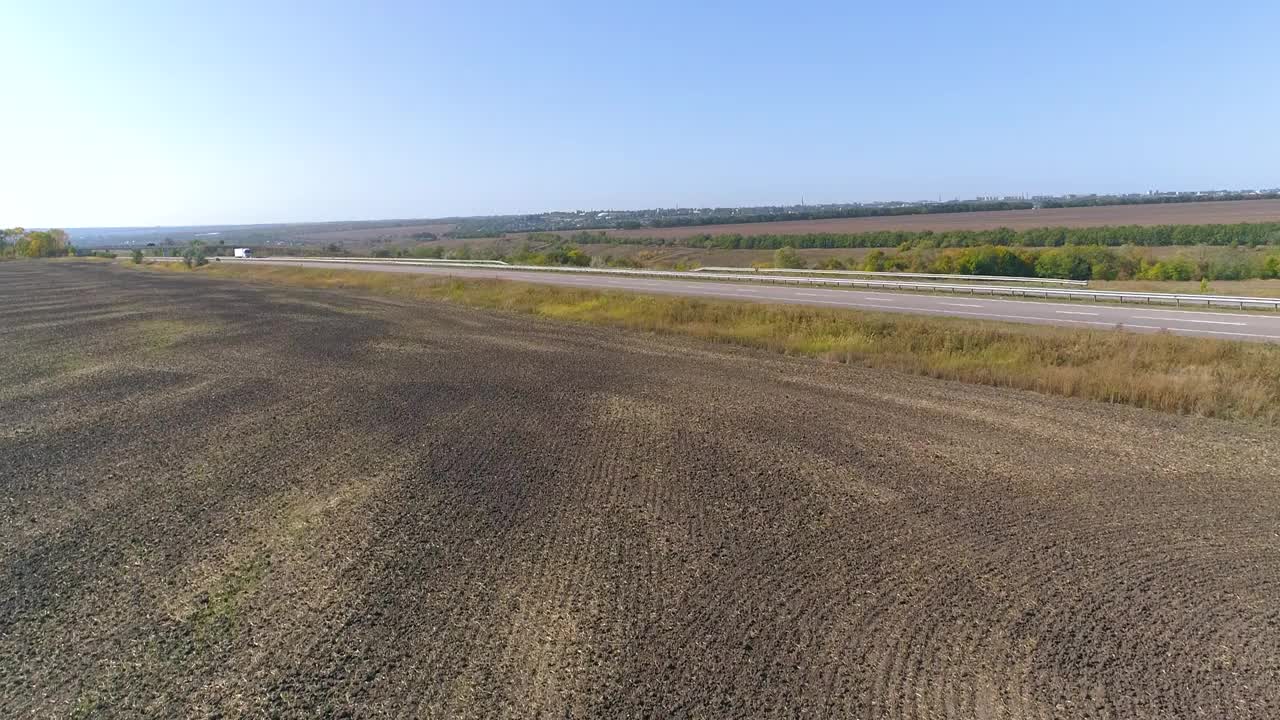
[3,261,1279,718]
[589,198,1280,240]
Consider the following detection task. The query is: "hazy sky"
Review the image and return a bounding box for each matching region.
[4,1,1278,227]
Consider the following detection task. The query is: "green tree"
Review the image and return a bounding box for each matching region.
[1261,254,1280,279]
[773,246,805,269]
[862,249,888,272]
[131,249,144,264]
[10,228,70,258]
[1034,247,1093,280]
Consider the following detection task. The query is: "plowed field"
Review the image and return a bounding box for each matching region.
[3,262,1278,719]
[598,198,1280,239]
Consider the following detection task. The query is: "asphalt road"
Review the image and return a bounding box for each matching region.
[239,258,1280,342]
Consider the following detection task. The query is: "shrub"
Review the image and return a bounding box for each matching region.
[773,246,805,269]
[181,245,208,268]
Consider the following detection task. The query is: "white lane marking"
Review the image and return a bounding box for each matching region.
[796,292,822,297]
[806,299,906,309]
[1116,307,1278,319]
[1132,316,1247,326]
[942,302,983,308]
[948,295,1279,319]
[938,308,1112,325]
[1055,311,1100,316]
[873,306,1277,337]
[1175,328,1280,339]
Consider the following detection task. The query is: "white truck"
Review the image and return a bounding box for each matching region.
[233,247,253,259]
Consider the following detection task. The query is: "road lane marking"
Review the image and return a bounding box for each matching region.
[938,308,1109,325]
[942,302,983,308]
[1177,328,1280,339]
[797,288,1280,318]
[1132,316,1247,326]
[1107,306,1276,319]
[1055,311,1100,316]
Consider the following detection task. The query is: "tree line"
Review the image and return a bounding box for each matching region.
[557,222,1280,251]
[793,245,1279,282]
[1037,191,1280,209]
[644,200,1036,228]
[363,235,1280,282]
[1,228,72,258]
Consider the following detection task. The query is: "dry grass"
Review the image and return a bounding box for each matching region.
[1094,278,1280,298]
[139,262,1280,423]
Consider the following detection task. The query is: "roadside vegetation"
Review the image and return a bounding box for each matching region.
[825,244,1280,281]
[289,234,1280,283]
[1,227,121,259]
[181,242,209,268]
[1,227,73,258]
[139,262,1280,423]
[1094,278,1280,298]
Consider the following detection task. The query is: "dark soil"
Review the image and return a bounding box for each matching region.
[3,261,1278,719]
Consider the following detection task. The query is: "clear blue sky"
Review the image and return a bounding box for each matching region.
[4,1,1278,227]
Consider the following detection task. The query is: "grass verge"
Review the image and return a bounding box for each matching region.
[137,262,1280,423]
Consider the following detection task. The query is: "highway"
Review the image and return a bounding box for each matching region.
[238,258,1280,342]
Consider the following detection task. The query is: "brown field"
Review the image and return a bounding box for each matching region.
[4,261,1280,718]
[296,222,457,245]
[593,199,1280,240]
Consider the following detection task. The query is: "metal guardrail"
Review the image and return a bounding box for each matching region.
[692,266,1090,286]
[372,258,509,266]
[210,256,1280,311]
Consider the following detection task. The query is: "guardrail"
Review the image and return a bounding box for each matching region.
[209,256,1280,311]
[368,258,510,266]
[692,266,1090,286]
